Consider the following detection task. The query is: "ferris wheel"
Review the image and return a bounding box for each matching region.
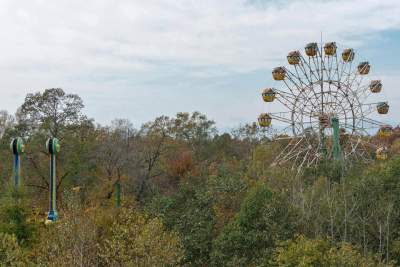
[258,41,392,171]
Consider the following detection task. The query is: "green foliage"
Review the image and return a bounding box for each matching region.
[272,235,330,267]
[208,163,248,230]
[18,88,85,137]
[272,235,393,267]
[0,233,29,266]
[0,188,37,247]
[246,142,286,180]
[34,199,184,267]
[171,111,217,145]
[99,208,184,266]
[34,206,99,266]
[148,183,216,266]
[211,182,298,266]
[304,160,343,183]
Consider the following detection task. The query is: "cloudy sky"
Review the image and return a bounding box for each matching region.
[0,0,399,130]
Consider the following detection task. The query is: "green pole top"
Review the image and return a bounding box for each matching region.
[10,137,24,155]
[46,138,61,155]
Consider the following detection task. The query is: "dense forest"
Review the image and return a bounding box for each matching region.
[1,88,400,266]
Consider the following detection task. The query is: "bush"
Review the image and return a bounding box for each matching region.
[0,232,29,266]
[99,208,184,266]
[0,187,37,247]
[147,184,216,266]
[34,208,99,266]
[272,235,393,267]
[212,182,297,266]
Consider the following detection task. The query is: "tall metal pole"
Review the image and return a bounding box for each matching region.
[331,117,341,161]
[46,138,60,223]
[116,179,121,207]
[10,138,24,187]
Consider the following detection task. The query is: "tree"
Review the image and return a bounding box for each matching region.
[207,163,248,230]
[17,88,85,138]
[15,88,92,209]
[0,110,14,138]
[94,119,136,204]
[147,183,216,266]
[171,111,216,148]
[134,116,170,203]
[212,182,298,266]
[231,122,274,143]
[272,235,393,267]
[98,208,184,266]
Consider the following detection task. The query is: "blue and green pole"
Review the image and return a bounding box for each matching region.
[10,138,24,187]
[46,138,60,223]
[331,117,342,162]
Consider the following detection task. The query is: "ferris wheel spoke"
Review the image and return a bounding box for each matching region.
[274,88,298,99]
[275,95,297,111]
[269,113,318,136]
[334,55,342,83]
[328,56,334,81]
[352,77,368,102]
[282,77,304,95]
[268,112,293,124]
[284,68,314,95]
[354,81,369,94]
[329,85,361,117]
[358,116,386,128]
[293,98,319,122]
[304,90,322,112]
[355,84,371,100]
[310,56,322,81]
[275,90,315,114]
[324,56,334,82]
[293,65,310,86]
[358,103,380,117]
[346,69,365,96]
[282,81,321,114]
[294,65,323,104]
[286,66,325,112]
[339,122,370,134]
[340,66,359,90]
[308,51,323,81]
[318,50,332,85]
[361,117,385,126]
[357,91,372,105]
[338,59,352,84]
[298,57,320,83]
[331,54,339,79]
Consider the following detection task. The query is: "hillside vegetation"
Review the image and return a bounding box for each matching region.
[0,88,399,266]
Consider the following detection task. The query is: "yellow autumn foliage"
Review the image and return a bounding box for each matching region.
[98,208,184,266]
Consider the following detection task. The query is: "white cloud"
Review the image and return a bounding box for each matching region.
[0,0,398,127]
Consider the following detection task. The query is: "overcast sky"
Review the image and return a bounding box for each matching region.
[0,0,399,130]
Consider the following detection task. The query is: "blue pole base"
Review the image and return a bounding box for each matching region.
[47,210,58,222]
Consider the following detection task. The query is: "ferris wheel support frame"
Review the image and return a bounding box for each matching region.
[259,40,391,172]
